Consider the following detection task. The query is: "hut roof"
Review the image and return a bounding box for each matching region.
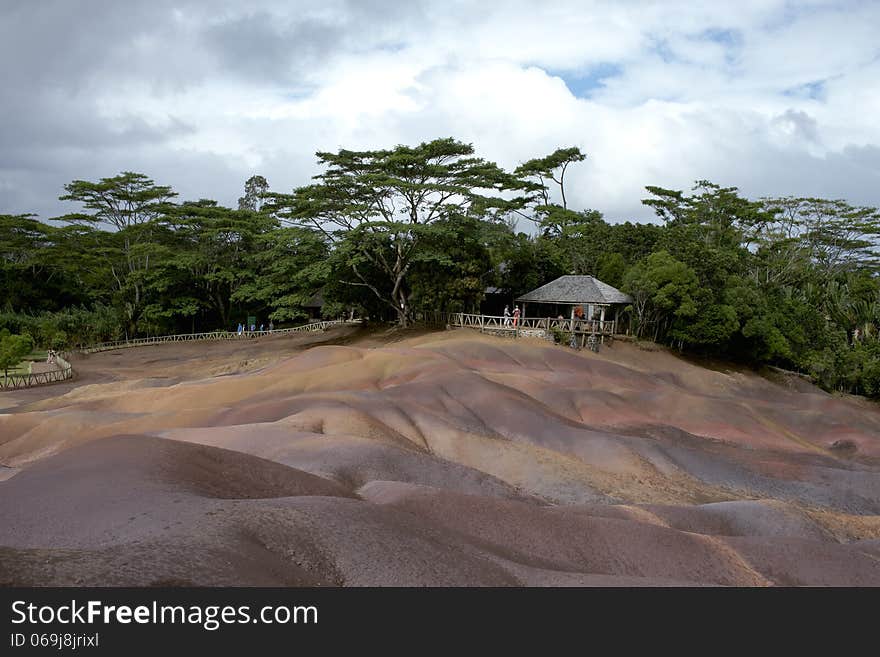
[515,275,632,305]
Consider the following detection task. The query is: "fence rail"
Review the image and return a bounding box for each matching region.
[417,312,615,335]
[0,321,361,389]
[0,354,73,390]
[79,320,361,354]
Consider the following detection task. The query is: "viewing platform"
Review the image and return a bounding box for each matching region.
[419,312,617,339]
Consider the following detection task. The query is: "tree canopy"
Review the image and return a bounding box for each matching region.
[2,138,879,398]
[267,137,530,326]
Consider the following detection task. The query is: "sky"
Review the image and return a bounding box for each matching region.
[1,0,879,225]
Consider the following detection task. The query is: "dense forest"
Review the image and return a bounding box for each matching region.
[2,138,879,397]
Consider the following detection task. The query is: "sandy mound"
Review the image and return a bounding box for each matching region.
[1,328,879,586]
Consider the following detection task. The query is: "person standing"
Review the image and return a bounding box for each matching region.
[503,305,511,326]
[268,320,274,332]
[512,306,520,328]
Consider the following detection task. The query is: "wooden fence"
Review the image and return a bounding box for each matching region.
[417,312,615,336]
[0,320,360,389]
[79,320,361,354]
[0,354,74,390]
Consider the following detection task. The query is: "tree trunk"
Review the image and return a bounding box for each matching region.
[395,289,409,328]
[215,291,229,330]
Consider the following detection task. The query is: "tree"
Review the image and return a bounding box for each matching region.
[407,214,496,313]
[0,330,34,381]
[624,251,699,341]
[515,147,586,210]
[268,138,528,326]
[232,226,329,322]
[596,252,627,289]
[491,231,566,301]
[158,200,277,330]
[60,172,176,230]
[59,172,177,336]
[759,197,880,278]
[237,175,269,212]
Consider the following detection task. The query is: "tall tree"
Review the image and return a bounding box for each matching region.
[160,199,276,329]
[407,214,496,313]
[515,147,586,210]
[59,172,177,336]
[237,175,270,212]
[268,138,528,326]
[232,226,329,322]
[759,197,880,277]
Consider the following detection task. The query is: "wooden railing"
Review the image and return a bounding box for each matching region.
[78,320,361,354]
[0,321,361,389]
[417,312,616,335]
[0,354,74,390]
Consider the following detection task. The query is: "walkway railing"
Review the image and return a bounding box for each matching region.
[0,321,361,389]
[79,320,361,354]
[418,312,615,335]
[0,354,74,390]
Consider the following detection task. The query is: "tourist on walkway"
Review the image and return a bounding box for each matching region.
[504,305,511,326]
[513,306,520,328]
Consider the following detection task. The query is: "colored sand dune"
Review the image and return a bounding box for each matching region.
[1,327,878,586]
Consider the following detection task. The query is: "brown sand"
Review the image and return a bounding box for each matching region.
[1,326,878,586]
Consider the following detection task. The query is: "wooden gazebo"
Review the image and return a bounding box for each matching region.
[515,275,632,326]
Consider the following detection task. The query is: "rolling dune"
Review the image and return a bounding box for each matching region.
[1,326,879,586]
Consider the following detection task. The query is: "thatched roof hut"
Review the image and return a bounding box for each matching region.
[515,275,631,322]
[516,275,631,305]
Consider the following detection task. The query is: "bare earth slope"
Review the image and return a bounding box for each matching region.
[1,327,878,586]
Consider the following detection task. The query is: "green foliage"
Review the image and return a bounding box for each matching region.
[0,214,94,312]
[0,305,123,349]
[237,175,269,213]
[232,226,329,322]
[549,326,570,344]
[515,146,585,210]
[1,147,879,400]
[0,331,34,377]
[268,138,530,326]
[58,172,179,336]
[624,251,699,340]
[160,199,279,328]
[491,231,565,299]
[408,214,496,313]
[596,252,626,289]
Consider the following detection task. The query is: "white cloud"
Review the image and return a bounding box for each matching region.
[1,0,879,223]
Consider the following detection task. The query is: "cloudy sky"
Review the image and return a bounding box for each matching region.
[2,0,879,224]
